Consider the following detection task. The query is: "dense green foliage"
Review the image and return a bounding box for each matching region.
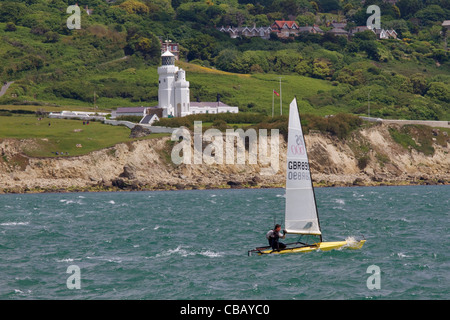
[0,0,449,120]
[154,111,363,139]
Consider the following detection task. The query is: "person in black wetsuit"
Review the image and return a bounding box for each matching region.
[266,224,287,251]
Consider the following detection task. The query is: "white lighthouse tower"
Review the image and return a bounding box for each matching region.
[157,50,190,117]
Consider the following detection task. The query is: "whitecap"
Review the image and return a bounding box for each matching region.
[1,222,29,226]
[60,199,83,205]
[199,250,223,258]
[397,252,411,259]
[153,226,160,230]
[56,258,76,263]
[334,199,345,205]
[156,245,194,258]
[108,200,115,204]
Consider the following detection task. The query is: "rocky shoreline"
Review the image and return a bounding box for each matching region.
[0,123,449,194]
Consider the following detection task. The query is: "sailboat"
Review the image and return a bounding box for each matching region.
[248,98,366,255]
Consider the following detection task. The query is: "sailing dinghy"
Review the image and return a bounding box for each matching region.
[248,98,365,255]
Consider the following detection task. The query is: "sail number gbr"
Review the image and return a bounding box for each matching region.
[288,161,310,181]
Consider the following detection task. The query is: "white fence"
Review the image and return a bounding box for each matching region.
[48,113,175,133]
[360,117,450,128]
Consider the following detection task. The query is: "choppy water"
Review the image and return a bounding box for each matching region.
[0,185,448,300]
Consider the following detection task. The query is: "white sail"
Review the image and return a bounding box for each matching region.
[284,98,321,235]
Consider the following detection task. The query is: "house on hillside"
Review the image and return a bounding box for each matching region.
[160,39,180,60]
[298,25,324,35]
[217,25,272,39]
[349,26,398,39]
[328,27,348,37]
[331,22,347,29]
[349,25,370,36]
[372,28,398,39]
[443,20,450,49]
[271,20,300,38]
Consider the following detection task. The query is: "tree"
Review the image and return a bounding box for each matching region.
[185,34,217,62]
[44,31,59,43]
[414,5,447,26]
[0,1,29,24]
[117,0,150,15]
[396,0,424,18]
[311,58,333,79]
[215,49,240,72]
[359,41,380,61]
[318,0,341,12]
[135,35,161,64]
[426,82,450,103]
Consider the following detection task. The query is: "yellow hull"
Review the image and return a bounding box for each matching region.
[257,240,366,255]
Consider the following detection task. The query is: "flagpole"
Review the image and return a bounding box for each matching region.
[272,89,274,118]
[279,77,282,115]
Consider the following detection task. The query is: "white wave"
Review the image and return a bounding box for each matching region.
[78,195,85,199]
[397,252,411,259]
[56,258,75,262]
[108,200,115,204]
[156,245,193,258]
[332,206,347,211]
[153,226,160,230]
[199,250,224,258]
[1,222,29,226]
[155,245,224,259]
[334,199,345,205]
[60,199,83,205]
[276,194,285,198]
[86,256,122,263]
[210,194,216,198]
[343,236,361,249]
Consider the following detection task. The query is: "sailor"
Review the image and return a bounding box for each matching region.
[266,224,287,251]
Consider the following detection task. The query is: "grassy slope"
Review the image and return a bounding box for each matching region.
[0,115,169,157]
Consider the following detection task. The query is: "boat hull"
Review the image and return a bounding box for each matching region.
[253,240,366,255]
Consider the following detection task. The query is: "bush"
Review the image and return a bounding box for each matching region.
[5,22,16,32]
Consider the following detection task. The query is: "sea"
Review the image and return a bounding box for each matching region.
[0,185,448,300]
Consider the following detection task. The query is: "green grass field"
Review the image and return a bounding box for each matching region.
[0,115,167,157]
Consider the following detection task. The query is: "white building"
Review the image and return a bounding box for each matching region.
[157,50,238,117]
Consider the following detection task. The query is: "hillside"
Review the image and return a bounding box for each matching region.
[0,122,448,193]
[0,0,449,120]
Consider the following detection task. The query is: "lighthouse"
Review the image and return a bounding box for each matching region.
[157,50,190,117]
